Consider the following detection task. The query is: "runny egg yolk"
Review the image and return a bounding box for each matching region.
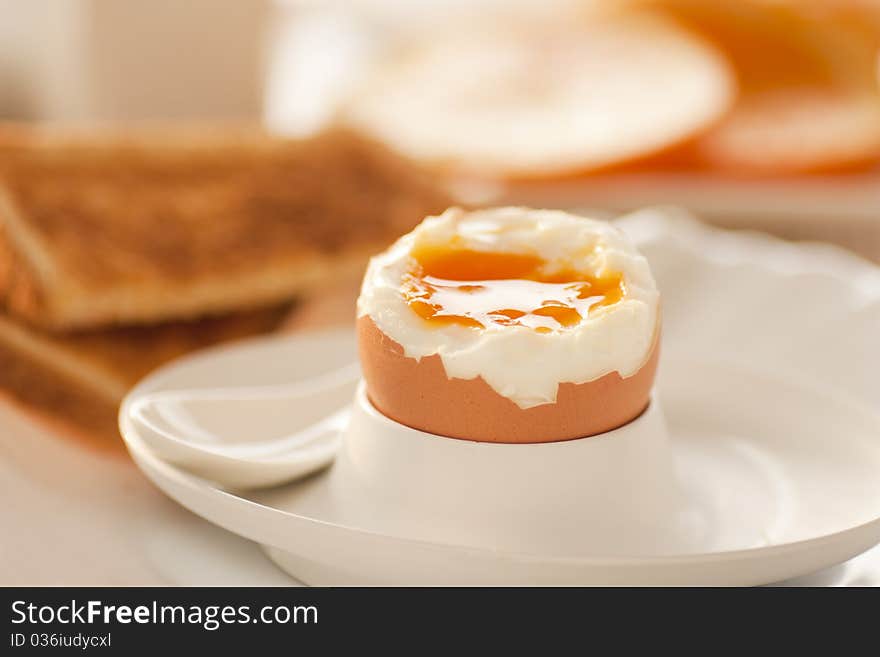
[402,244,625,332]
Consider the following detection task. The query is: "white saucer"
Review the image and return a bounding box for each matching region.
[120,212,880,585]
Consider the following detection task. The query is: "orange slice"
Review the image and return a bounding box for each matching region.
[697,88,880,173]
[646,0,880,173]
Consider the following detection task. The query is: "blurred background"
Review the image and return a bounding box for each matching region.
[1,0,879,259]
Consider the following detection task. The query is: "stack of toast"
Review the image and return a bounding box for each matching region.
[0,124,451,447]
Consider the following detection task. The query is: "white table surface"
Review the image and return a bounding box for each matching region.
[0,400,297,586]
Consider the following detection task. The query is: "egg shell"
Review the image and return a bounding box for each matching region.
[357,315,660,443]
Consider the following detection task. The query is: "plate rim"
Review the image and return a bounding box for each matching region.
[120,351,880,567]
[118,212,880,576]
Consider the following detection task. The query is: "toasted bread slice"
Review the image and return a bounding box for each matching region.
[0,125,451,330]
[0,304,295,449]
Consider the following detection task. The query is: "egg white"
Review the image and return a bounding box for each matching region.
[357,207,660,408]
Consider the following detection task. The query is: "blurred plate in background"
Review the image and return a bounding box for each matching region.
[264,0,880,262]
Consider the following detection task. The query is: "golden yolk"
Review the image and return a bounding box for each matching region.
[403,245,625,331]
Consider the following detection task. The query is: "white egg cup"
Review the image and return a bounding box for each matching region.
[331,383,693,556]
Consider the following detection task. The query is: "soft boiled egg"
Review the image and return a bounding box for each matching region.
[357,207,660,443]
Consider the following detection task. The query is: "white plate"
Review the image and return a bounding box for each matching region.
[120,211,880,585]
